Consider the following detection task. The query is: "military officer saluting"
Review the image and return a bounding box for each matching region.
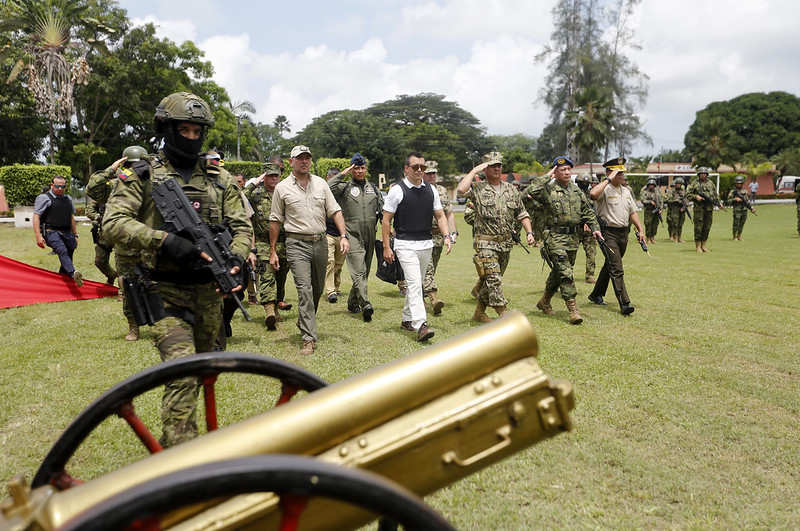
[525,157,601,324]
[103,92,252,448]
[458,152,534,322]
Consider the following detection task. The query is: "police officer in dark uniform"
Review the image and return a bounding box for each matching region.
[33,176,83,286]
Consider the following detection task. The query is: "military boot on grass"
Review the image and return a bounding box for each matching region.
[537,292,555,316]
[427,291,444,315]
[264,302,277,330]
[472,300,491,323]
[494,305,508,317]
[701,241,710,252]
[695,240,703,253]
[125,317,140,341]
[566,299,583,325]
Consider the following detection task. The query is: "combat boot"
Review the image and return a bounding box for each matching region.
[566,299,583,325]
[695,240,703,253]
[470,279,481,298]
[264,302,277,330]
[494,305,508,317]
[428,291,444,315]
[536,292,556,316]
[124,317,139,341]
[472,300,491,323]
[677,236,684,243]
[701,241,710,252]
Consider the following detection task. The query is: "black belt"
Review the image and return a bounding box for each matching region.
[604,225,630,231]
[549,225,580,234]
[46,227,71,232]
[150,269,215,285]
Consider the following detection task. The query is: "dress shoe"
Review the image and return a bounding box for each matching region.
[362,303,374,322]
[348,303,361,314]
[620,304,635,316]
[417,322,434,342]
[588,294,606,305]
[328,293,338,303]
[277,301,292,311]
[400,321,414,331]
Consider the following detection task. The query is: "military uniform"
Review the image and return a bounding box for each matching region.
[640,183,663,242]
[726,179,752,240]
[575,175,596,282]
[103,93,252,447]
[686,169,720,251]
[525,159,599,323]
[463,180,529,310]
[244,169,289,323]
[84,197,117,283]
[796,181,800,236]
[664,181,688,242]
[328,163,383,315]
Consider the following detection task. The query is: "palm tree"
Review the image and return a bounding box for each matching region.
[565,86,612,173]
[1,0,100,163]
[273,114,291,135]
[687,116,738,171]
[227,99,256,160]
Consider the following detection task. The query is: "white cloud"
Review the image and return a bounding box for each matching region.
[129,15,196,44]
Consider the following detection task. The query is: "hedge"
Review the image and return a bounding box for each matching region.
[0,164,73,205]
[222,161,263,179]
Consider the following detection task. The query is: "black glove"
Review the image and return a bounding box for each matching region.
[161,234,200,265]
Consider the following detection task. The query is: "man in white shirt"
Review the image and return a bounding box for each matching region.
[381,152,451,341]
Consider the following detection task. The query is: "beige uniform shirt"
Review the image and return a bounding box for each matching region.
[270,173,341,235]
[594,183,637,228]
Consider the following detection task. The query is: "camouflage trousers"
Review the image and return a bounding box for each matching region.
[643,210,661,239]
[150,281,223,448]
[423,243,444,295]
[797,202,800,234]
[115,251,141,319]
[473,247,510,308]
[732,209,748,235]
[579,229,596,279]
[94,242,116,281]
[254,241,288,305]
[530,209,546,242]
[693,206,714,241]
[544,233,580,301]
[666,205,685,238]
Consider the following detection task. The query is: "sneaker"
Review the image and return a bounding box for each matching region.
[417,322,434,342]
[400,321,414,331]
[300,340,315,355]
[362,303,374,322]
[328,293,338,303]
[72,270,84,288]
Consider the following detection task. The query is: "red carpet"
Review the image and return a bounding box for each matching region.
[0,255,119,308]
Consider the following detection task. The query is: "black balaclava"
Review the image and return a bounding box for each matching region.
[163,121,205,168]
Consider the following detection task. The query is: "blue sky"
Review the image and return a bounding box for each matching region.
[116,0,800,155]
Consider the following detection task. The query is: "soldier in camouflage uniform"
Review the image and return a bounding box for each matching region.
[421,161,457,315]
[640,178,663,244]
[525,157,601,324]
[574,174,597,283]
[664,177,688,243]
[686,167,723,252]
[87,146,149,341]
[796,180,800,237]
[103,92,252,447]
[726,175,755,240]
[85,197,117,284]
[328,153,384,321]
[244,162,288,329]
[457,152,534,322]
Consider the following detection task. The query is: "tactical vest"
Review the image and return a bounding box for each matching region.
[394,181,433,241]
[41,192,73,229]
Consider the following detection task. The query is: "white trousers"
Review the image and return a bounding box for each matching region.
[395,247,432,330]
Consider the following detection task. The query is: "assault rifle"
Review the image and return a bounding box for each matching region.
[151,177,251,321]
[651,202,664,224]
[634,230,651,257]
[696,190,726,211]
[510,229,531,254]
[733,189,757,215]
[680,195,693,222]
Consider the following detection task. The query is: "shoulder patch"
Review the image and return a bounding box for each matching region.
[117,167,136,181]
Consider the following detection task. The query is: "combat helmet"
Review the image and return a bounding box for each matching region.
[696,166,711,175]
[154,92,215,134]
[122,145,147,162]
[734,175,745,184]
[673,177,685,185]
[575,174,591,184]
[647,178,656,186]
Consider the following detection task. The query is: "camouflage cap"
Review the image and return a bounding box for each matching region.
[482,152,503,165]
[290,145,312,158]
[424,160,439,173]
[262,162,281,176]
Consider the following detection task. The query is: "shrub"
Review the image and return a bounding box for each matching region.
[0,164,73,205]
[223,161,263,179]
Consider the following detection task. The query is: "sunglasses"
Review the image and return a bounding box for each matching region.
[53,185,67,189]
[407,164,427,172]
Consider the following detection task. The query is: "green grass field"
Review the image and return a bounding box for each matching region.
[1,205,799,529]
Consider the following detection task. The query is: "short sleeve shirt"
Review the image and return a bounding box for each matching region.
[594,184,636,228]
[270,173,341,235]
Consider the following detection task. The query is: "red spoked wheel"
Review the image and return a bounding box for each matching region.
[32,353,328,490]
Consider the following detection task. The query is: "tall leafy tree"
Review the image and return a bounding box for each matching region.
[565,85,613,172]
[772,147,800,177]
[273,114,291,135]
[0,73,47,164]
[227,99,255,160]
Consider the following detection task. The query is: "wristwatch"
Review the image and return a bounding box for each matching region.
[526,231,534,236]
[250,248,257,254]
[341,234,348,239]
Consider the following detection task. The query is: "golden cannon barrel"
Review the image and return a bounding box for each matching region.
[1,311,574,530]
